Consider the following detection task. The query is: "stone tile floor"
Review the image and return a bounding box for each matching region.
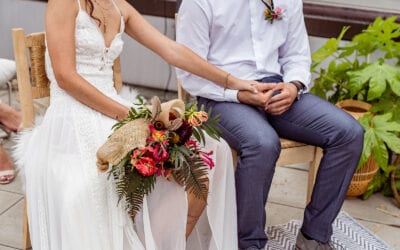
[1,85,400,249]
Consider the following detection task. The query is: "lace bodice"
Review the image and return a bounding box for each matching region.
[45,9,125,100]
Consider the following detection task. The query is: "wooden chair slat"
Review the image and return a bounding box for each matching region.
[12,28,35,129]
[25,32,46,47]
[280,138,306,148]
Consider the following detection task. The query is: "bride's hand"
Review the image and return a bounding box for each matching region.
[228,76,259,94]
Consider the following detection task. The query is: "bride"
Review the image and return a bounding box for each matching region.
[16,0,261,249]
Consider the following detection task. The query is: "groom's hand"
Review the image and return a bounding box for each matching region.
[237,83,275,107]
[264,82,297,115]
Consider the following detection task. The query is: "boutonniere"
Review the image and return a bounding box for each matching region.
[261,0,283,24]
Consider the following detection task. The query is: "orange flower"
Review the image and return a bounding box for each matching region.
[188,111,208,127]
[148,124,167,143]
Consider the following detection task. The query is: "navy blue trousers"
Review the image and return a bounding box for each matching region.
[197,76,364,249]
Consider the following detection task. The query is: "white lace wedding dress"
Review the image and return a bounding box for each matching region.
[15,1,237,249]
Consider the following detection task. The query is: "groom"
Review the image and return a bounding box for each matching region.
[175,0,364,249]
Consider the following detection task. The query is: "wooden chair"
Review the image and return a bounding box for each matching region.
[12,28,123,250]
[177,82,322,204]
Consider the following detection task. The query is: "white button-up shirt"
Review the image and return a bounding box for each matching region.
[176,0,311,102]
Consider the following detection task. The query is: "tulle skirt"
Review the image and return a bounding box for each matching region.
[16,92,238,250]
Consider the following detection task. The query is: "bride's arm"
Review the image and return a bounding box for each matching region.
[120,0,258,93]
[46,0,129,120]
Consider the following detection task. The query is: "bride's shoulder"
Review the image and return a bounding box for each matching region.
[47,0,80,18]
[114,0,135,21]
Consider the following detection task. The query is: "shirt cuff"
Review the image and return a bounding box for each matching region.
[224,89,239,103]
[284,76,310,91]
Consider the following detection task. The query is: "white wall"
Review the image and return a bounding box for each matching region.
[0,0,328,91]
[0,0,46,58]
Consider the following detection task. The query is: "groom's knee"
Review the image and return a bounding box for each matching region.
[241,134,281,162]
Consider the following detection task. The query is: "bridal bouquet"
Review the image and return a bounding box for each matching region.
[96,96,221,220]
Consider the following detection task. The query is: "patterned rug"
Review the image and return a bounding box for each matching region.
[265,211,392,250]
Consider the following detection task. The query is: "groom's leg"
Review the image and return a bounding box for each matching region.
[269,93,364,243]
[198,97,279,249]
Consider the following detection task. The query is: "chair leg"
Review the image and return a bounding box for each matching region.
[22,197,31,250]
[186,191,207,239]
[186,177,209,239]
[307,147,323,204]
[231,148,238,170]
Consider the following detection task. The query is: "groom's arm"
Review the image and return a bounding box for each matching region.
[175,0,239,103]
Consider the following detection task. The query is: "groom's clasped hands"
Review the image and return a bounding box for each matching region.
[238,81,298,115]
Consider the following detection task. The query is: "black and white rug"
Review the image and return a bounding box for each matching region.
[265,211,391,250]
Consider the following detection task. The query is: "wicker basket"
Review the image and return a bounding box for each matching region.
[336,100,379,197]
[346,155,379,197]
[391,157,400,207]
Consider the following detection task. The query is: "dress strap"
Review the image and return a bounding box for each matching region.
[110,0,122,16]
[76,0,82,10]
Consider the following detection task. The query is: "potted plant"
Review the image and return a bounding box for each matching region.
[310,16,400,199]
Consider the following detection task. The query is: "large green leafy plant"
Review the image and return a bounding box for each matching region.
[311,16,400,199]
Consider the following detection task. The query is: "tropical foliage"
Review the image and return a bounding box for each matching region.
[311,16,400,199]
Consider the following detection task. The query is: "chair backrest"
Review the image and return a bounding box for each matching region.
[11,28,123,129]
[174,14,191,103]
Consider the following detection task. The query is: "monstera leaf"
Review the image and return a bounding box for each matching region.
[359,113,400,169]
[347,61,400,101]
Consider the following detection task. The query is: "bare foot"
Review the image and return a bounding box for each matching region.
[0,102,22,132]
[0,145,15,184]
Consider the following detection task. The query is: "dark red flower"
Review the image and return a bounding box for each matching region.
[175,120,193,145]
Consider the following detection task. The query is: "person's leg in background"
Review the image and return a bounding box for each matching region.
[0,100,21,133]
[0,100,21,184]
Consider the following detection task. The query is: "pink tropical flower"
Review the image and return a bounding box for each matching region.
[275,7,282,15]
[185,139,198,150]
[200,150,215,169]
[147,144,169,162]
[264,6,283,24]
